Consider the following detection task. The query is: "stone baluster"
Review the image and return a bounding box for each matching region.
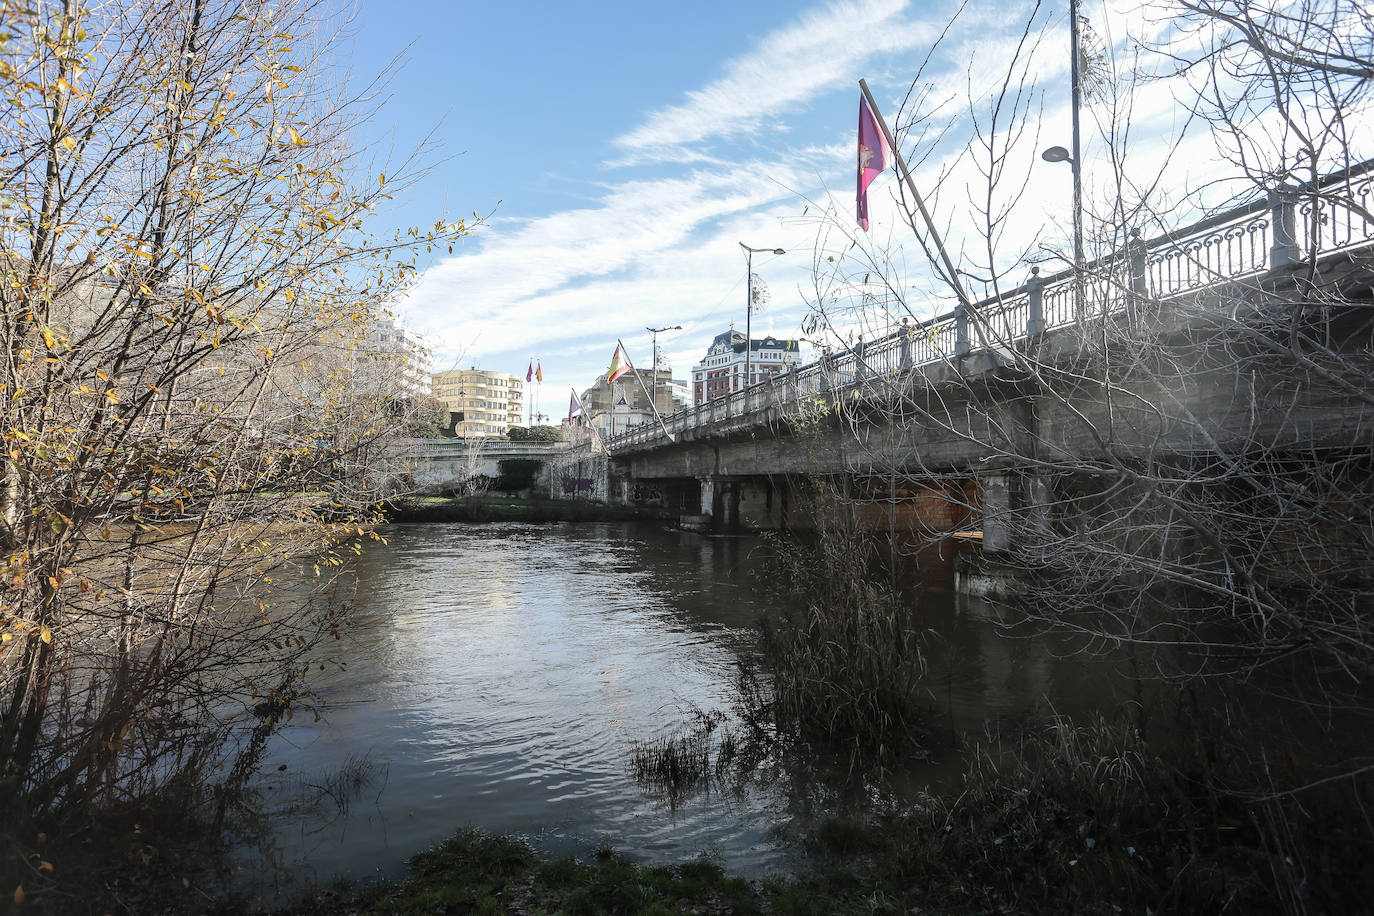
[1269,184,1299,269]
[1026,266,1045,338]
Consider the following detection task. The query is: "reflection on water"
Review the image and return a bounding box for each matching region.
[249,521,1135,895]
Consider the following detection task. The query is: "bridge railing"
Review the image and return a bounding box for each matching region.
[606,164,1374,452]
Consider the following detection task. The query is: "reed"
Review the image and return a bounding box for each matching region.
[629,709,731,802]
[753,531,934,767]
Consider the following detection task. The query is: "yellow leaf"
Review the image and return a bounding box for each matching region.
[60,136,76,151]
[13,884,22,905]
[41,328,55,349]
[378,173,385,187]
[288,126,304,146]
[1,634,12,643]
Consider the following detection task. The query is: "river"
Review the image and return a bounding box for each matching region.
[245,521,1135,898]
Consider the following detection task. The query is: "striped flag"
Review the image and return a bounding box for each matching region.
[607,344,630,384]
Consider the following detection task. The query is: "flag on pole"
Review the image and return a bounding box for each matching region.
[857,93,891,231]
[536,362,543,383]
[607,343,630,384]
[526,360,534,382]
[568,389,581,421]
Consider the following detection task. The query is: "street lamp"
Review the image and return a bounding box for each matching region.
[739,242,786,394]
[1043,0,1084,320]
[1042,144,1085,321]
[645,324,681,413]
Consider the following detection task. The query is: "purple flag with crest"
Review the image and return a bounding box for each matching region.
[857,95,890,231]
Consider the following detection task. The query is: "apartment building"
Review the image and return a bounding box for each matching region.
[430,368,526,438]
[363,317,432,396]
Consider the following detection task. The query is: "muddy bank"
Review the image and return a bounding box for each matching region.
[383,496,672,524]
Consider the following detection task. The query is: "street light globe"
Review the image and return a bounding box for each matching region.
[1041,145,1071,163]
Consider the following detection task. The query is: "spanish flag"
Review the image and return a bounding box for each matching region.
[607,344,630,384]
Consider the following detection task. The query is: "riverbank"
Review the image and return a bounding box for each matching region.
[12,684,1370,914]
[383,496,672,524]
[275,713,1370,915]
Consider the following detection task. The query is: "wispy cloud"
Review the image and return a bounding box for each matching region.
[399,0,1261,419]
[610,0,931,165]
[399,0,946,410]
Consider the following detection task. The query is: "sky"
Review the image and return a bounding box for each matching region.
[338,0,1362,423]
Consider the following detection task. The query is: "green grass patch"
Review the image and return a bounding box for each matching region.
[285,829,771,915]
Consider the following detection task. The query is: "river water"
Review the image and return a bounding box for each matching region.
[247,521,1134,896]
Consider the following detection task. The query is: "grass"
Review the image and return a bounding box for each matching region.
[285,829,764,915]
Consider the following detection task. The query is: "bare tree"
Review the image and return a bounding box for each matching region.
[0,0,472,842]
[799,0,1373,790]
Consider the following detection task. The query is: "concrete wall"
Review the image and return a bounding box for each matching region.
[397,439,562,495]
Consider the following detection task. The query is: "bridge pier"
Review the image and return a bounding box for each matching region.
[979,468,1012,555]
[699,476,716,518]
[689,475,790,531]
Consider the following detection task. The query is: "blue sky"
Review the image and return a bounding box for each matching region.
[342,0,1303,422]
[341,0,1002,420]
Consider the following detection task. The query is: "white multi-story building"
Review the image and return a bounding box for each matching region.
[691,330,801,402]
[364,316,432,396]
[668,379,691,411]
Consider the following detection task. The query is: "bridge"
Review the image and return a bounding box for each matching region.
[598,167,1374,549]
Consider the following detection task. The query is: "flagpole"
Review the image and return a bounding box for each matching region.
[617,338,676,442]
[574,388,611,469]
[858,79,970,308]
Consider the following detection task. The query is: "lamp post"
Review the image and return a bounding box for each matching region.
[1042,0,1084,321]
[739,242,786,394]
[645,324,681,414]
[1041,145,1084,320]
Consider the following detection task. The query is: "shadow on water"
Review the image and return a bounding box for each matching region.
[626,529,1152,829]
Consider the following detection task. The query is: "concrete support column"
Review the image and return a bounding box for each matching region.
[1023,470,1052,538]
[699,476,716,517]
[735,477,785,529]
[980,470,1011,554]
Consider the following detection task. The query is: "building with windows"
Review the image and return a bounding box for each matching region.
[691,330,801,402]
[363,317,432,396]
[577,365,678,439]
[430,368,525,438]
